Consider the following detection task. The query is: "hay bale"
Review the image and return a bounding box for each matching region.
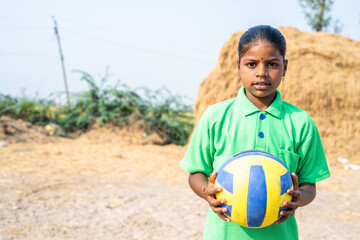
[194,27,360,163]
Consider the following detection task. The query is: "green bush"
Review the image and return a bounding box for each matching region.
[0,70,194,145]
[0,93,55,126]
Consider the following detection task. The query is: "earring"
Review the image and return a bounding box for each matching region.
[282,76,285,82]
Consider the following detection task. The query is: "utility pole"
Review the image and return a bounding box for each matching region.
[52,16,71,108]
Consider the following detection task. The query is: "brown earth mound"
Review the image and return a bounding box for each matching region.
[195,27,360,163]
[0,116,166,146]
[76,122,168,146]
[0,116,50,143]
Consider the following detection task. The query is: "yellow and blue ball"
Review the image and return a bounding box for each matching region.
[215,150,293,228]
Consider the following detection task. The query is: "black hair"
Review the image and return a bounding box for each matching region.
[238,25,286,60]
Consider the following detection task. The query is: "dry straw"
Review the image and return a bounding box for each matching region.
[194,27,360,164]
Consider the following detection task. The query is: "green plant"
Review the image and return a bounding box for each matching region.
[139,87,193,145]
[0,69,194,145]
[0,93,55,126]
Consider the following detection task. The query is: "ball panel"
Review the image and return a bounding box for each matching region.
[225,154,288,177]
[216,167,234,194]
[279,187,293,208]
[278,186,293,218]
[215,181,234,217]
[233,150,287,169]
[280,172,292,195]
[247,165,267,227]
[231,167,251,226]
[256,156,288,176]
[262,168,282,227]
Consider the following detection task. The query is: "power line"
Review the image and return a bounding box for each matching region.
[0,51,57,58]
[60,17,214,57]
[0,25,213,64]
[0,26,50,30]
[61,28,213,64]
[0,14,50,18]
[0,24,213,64]
[0,18,214,65]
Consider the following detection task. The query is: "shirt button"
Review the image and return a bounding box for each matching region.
[260,113,266,120]
[259,132,264,138]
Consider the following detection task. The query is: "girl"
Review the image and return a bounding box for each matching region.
[181,25,330,239]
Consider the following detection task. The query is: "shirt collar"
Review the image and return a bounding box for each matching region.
[237,87,282,119]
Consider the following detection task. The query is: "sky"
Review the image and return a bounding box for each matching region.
[1,0,359,104]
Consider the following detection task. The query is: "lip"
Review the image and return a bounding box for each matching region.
[252,82,271,90]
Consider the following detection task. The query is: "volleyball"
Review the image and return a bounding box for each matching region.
[215,150,293,228]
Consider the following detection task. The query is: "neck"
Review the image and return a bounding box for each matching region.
[245,90,276,112]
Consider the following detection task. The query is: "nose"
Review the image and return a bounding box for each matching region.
[256,64,268,78]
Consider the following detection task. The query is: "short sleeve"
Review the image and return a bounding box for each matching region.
[180,108,215,177]
[296,116,330,184]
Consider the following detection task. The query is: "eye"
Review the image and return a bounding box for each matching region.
[267,62,278,67]
[246,62,257,68]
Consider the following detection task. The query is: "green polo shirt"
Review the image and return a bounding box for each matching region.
[181,87,330,240]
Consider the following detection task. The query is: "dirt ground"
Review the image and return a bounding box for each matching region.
[0,128,359,240]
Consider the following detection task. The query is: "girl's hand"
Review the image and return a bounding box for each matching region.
[276,173,301,224]
[203,171,231,222]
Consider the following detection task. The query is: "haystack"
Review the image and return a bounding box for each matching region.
[194,27,360,163]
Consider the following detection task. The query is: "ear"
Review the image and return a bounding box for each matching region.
[283,59,288,77]
[237,59,242,81]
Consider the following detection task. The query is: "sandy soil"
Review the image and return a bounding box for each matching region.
[0,132,359,240]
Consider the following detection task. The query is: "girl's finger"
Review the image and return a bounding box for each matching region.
[211,205,228,214]
[279,209,295,217]
[217,213,231,222]
[209,171,218,185]
[291,173,299,189]
[207,186,222,195]
[286,189,301,198]
[283,201,299,210]
[209,197,226,207]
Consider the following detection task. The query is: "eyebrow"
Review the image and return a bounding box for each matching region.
[243,57,282,62]
[267,58,282,61]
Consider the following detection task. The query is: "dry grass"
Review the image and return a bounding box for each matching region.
[194,27,360,164]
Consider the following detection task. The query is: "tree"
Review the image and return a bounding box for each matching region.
[299,0,334,32]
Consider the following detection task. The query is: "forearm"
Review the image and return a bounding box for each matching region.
[298,183,316,207]
[188,172,208,199]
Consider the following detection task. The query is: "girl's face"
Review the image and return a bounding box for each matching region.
[238,41,287,104]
